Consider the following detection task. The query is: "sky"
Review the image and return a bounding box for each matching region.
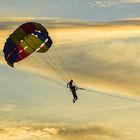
[0,0,140,21]
[0,0,140,140]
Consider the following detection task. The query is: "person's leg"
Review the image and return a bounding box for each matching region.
[72,91,78,103]
[73,97,78,103]
[74,94,78,102]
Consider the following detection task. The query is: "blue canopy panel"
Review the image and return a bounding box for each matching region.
[3,38,19,67]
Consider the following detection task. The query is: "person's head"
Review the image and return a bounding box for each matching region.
[70,80,73,83]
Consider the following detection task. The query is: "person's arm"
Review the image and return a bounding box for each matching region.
[67,83,69,88]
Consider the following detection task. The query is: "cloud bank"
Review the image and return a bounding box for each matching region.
[0,122,121,140]
[0,16,140,30]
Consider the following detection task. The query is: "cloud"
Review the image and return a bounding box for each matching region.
[58,124,120,139]
[0,126,55,140]
[0,119,139,140]
[0,104,17,112]
[87,1,115,8]
[64,35,140,95]
[87,0,140,8]
[0,16,140,31]
[0,122,120,140]
[125,0,140,3]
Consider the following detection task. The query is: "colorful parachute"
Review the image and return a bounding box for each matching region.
[3,22,53,67]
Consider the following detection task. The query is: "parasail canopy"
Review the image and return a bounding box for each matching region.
[3,22,53,67]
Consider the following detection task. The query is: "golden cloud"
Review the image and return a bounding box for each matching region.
[0,16,140,30]
[0,122,120,140]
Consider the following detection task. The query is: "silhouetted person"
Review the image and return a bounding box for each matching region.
[67,80,73,89]
[67,80,78,103]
